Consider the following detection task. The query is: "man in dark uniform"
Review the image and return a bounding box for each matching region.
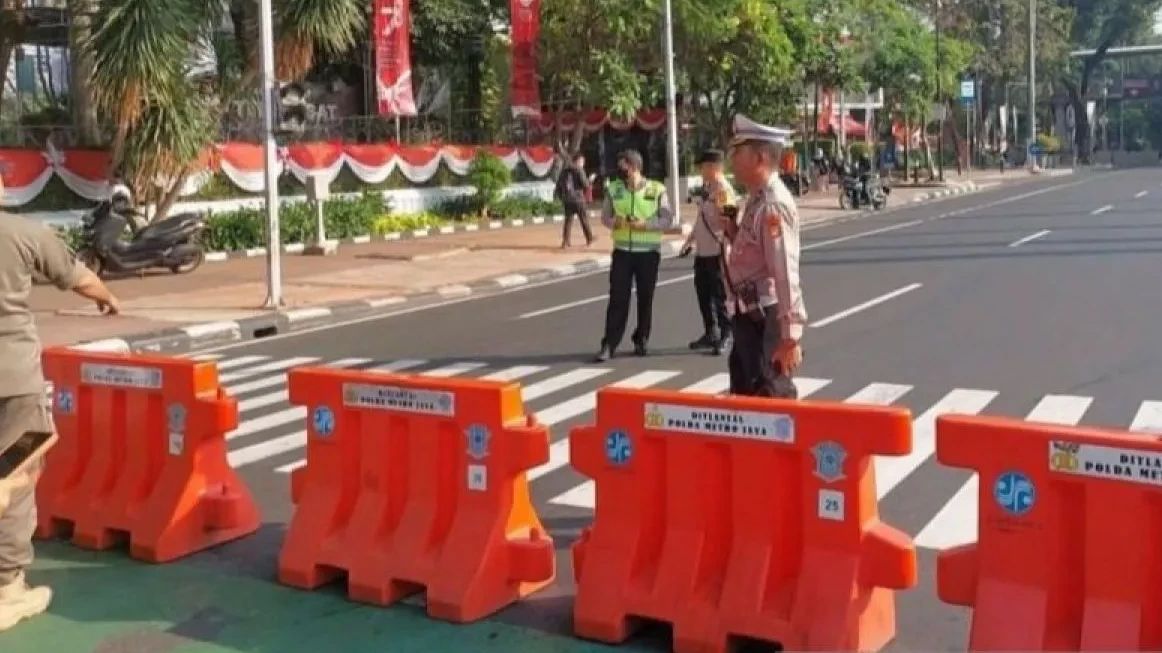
[721,115,808,397]
[680,149,736,356]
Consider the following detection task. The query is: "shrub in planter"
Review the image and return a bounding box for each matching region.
[467,151,511,217]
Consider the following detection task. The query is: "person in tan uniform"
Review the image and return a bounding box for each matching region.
[722,115,807,398]
[0,175,119,631]
[679,149,737,356]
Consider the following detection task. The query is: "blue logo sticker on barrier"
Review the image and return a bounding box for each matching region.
[56,389,74,415]
[811,440,847,483]
[167,403,187,434]
[993,470,1035,516]
[605,430,632,466]
[466,423,490,460]
[312,406,335,438]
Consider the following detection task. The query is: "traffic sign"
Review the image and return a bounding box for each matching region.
[1028,143,1044,157]
[959,80,975,100]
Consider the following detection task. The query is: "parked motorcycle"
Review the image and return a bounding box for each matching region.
[780,171,811,197]
[76,188,207,276]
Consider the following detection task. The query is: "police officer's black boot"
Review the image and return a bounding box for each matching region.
[712,333,733,357]
[688,333,715,350]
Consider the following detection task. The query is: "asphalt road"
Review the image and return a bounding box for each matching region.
[183,167,1162,651]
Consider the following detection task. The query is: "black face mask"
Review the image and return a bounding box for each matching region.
[615,169,631,183]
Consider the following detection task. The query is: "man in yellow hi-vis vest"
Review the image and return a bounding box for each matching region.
[594,149,674,362]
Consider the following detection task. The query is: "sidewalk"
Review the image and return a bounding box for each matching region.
[30,171,1034,352]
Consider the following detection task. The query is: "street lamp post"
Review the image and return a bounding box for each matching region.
[1027,0,1037,171]
[935,0,944,181]
[661,0,681,213]
[258,0,282,307]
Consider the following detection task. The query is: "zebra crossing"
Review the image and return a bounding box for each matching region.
[192,352,1162,551]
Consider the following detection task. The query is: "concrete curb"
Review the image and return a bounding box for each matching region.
[69,178,1011,354]
[79,240,683,354]
[201,213,568,263]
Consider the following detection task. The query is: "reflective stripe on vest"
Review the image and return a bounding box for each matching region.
[609,179,664,251]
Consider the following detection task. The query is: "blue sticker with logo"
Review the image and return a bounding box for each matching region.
[167,403,188,433]
[466,424,490,460]
[437,394,453,413]
[55,388,74,415]
[774,415,794,442]
[993,470,1035,516]
[605,430,632,466]
[811,440,847,483]
[312,406,335,438]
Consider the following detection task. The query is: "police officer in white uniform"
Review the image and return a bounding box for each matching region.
[722,115,808,397]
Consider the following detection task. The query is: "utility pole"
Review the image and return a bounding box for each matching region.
[935,0,945,181]
[1027,0,1038,170]
[661,0,681,212]
[258,0,282,307]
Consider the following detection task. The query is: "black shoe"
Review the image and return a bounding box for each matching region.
[712,335,732,356]
[593,346,612,363]
[634,342,648,357]
[688,333,715,350]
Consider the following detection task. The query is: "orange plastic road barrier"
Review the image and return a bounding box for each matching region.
[37,347,259,562]
[937,415,1162,651]
[278,367,554,622]
[570,387,917,653]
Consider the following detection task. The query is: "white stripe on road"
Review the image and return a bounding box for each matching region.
[1130,401,1162,433]
[681,373,730,394]
[215,355,270,371]
[235,358,370,412]
[914,394,1091,550]
[220,357,318,384]
[518,275,694,319]
[372,359,428,372]
[1091,205,1113,215]
[802,219,925,250]
[810,284,922,329]
[527,371,681,481]
[421,362,486,377]
[481,365,549,382]
[1008,229,1051,248]
[875,388,997,501]
[229,406,305,440]
[1136,191,1149,199]
[844,382,913,406]
[549,375,833,508]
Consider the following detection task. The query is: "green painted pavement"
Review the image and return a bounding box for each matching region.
[2,543,659,653]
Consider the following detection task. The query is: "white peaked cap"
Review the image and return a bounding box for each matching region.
[729,114,793,147]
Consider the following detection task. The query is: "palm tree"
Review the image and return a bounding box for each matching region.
[83,0,367,218]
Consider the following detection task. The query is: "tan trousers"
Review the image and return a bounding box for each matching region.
[0,395,50,586]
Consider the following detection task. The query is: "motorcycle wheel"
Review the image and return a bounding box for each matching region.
[77,249,103,277]
[839,192,853,210]
[171,249,205,274]
[873,199,887,210]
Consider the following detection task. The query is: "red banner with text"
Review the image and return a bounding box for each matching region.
[374,0,417,116]
[510,0,541,118]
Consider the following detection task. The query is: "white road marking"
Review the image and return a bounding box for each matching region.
[1130,401,1162,434]
[527,371,680,480]
[1091,205,1113,215]
[220,357,318,384]
[914,394,1091,550]
[480,365,549,382]
[810,283,923,329]
[875,388,997,501]
[681,373,730,394]
[1136,191,1149,198]
[1008,230,1051,248]
[802,219,925,250]
[234,358,370,412]
[371,359,428,372]
[420,362,485,377]
[549,377,895,509]
[215,355,270,371]
[518,274,694,319]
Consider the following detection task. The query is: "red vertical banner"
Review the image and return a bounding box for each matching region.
[374,0,417,117]
[817,88,835,134]
[510,0,541,118]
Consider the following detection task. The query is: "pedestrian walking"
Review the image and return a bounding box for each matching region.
[554,151,594,248]
[593,149,674,362]
[680,149,736,356]
[0,181,120,631]
[722,114,808,397]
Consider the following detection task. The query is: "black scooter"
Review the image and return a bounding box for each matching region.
[77,200,207,277]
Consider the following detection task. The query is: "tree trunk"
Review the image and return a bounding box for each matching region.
[153,169,190,223]
[68,0,101,146]
[0,0,27,96]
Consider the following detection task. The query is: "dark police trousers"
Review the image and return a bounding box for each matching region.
[693,254,730,339]
[727,307,798,398]
[602,249,661,351]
